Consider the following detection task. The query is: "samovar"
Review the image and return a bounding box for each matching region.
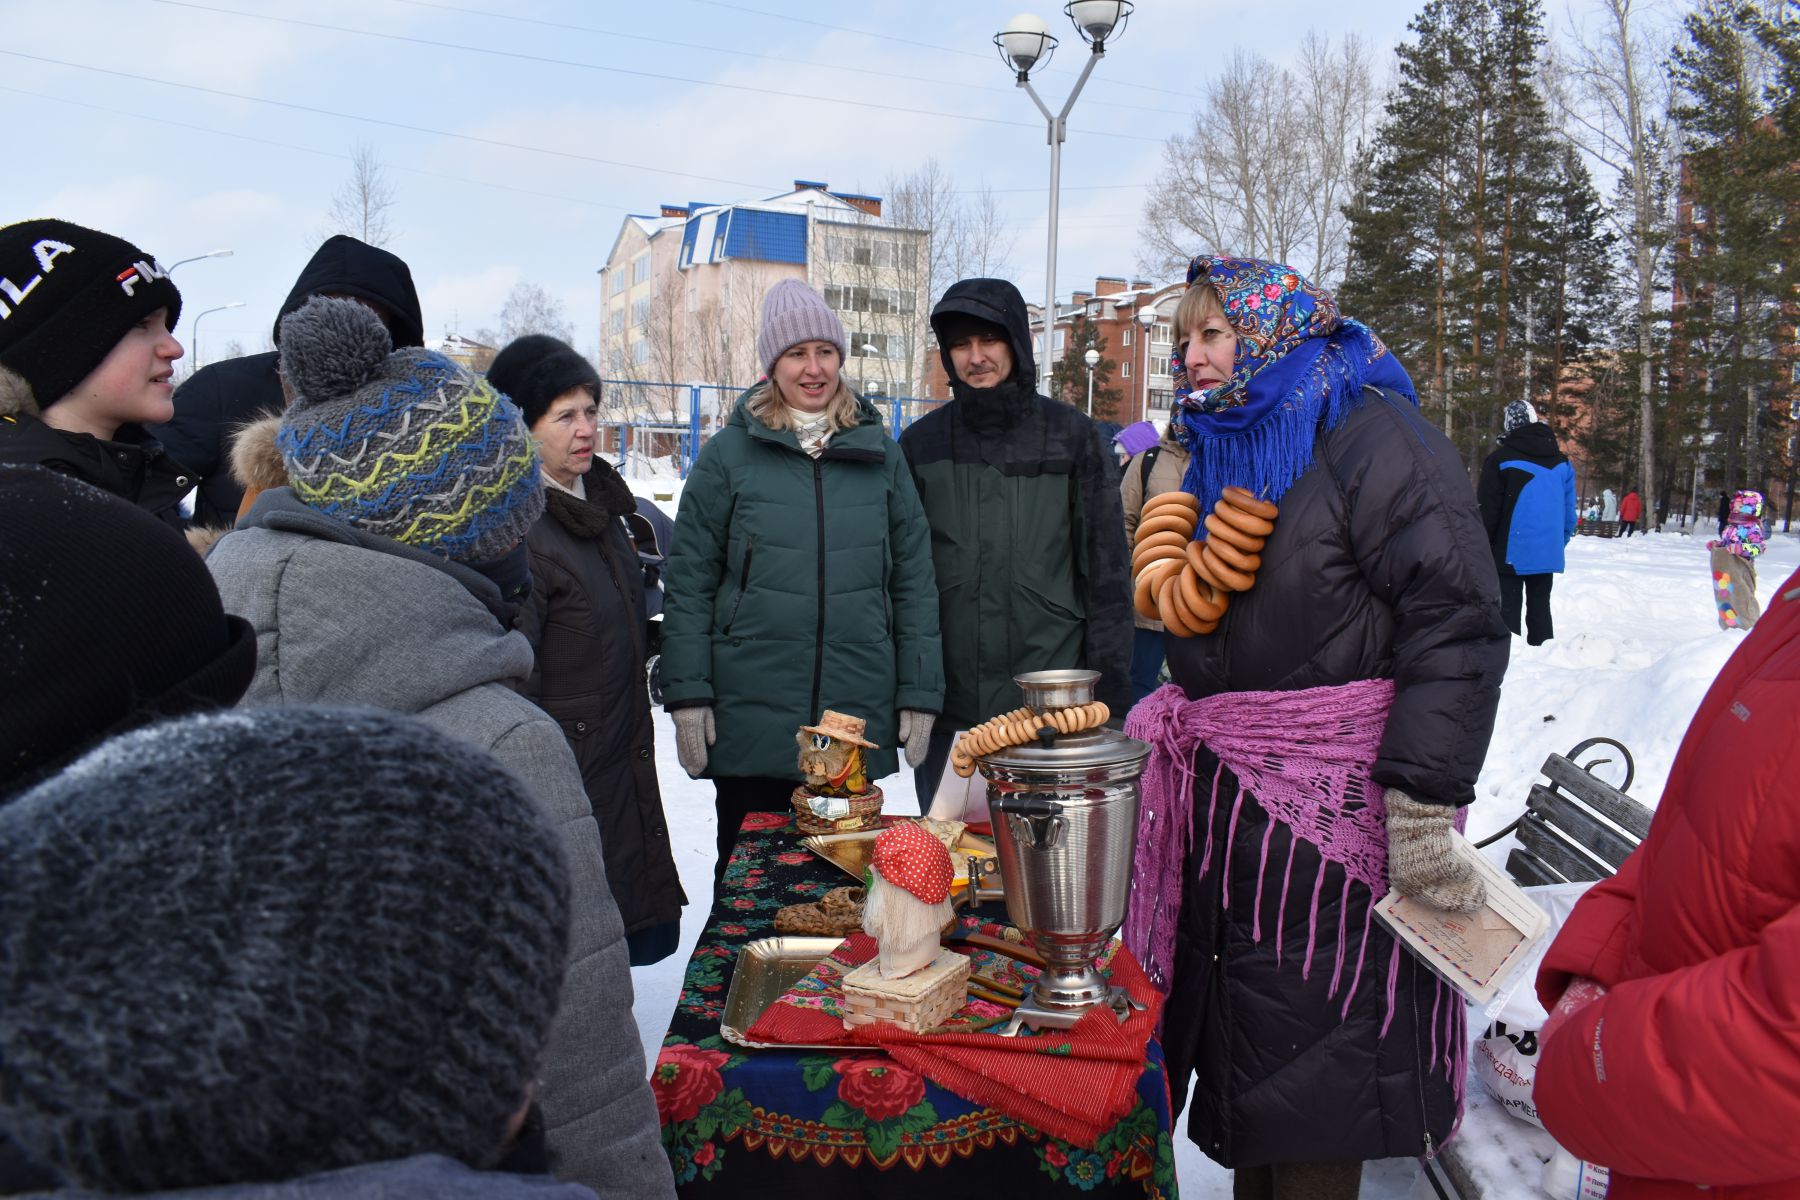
[976,669,1150,1035]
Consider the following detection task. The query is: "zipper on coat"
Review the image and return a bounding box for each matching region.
[722,536,755,636]
[808,458,826,720]
[1411,956,1433,1158]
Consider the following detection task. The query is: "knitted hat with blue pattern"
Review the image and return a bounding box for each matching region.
[275,296,543,563]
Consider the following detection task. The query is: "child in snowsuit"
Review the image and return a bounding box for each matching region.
[1708,489,1767,630]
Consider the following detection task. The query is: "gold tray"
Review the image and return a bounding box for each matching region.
[801,829,1004,900]
[719,935,847,1050]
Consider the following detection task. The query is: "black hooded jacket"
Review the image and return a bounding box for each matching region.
[898,278,1132,726]
[152,236,423,527]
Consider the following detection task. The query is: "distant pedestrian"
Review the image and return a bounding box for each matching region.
[1602,486,1619,524]
[1619,488,1642,537]
[1717,490,1732,539]
[1479,399,1577,645]
[1708,489,1768,631]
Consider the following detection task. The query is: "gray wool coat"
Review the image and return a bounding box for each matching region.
[206,490,673,1200]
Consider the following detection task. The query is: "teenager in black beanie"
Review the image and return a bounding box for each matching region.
[0,218,197,527]
[0,465,255,795]
[0,706,593,1199]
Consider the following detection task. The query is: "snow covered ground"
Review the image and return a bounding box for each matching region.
[622,473,1798,1197]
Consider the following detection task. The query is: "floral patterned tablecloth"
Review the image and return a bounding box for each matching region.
[653,812,1178,1198]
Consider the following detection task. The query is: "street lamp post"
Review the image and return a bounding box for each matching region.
[1138,307,1157,424]
[993,2,1133,394]
[190,302,245,370]
[166,248,234,273]
[1083,346,1100,417]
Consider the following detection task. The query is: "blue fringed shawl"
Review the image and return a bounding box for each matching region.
[1174,319,1417,518]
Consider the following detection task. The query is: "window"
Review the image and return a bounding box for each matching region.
[853,333,890,357]
[607,308,625,334]
[1055,329,1066,352]
[1121,361,1131,379]
[826,235,898,268]
[631,253,650,285]
[631,298,650,327]
[630,339,649,365]
[609,268,626,296]
[824,285,914,316]
[1148,388,1174,411]
[1122,325,1133,346]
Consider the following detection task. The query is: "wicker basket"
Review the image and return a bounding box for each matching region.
[842,949,971,1032]
[790,784,884,835]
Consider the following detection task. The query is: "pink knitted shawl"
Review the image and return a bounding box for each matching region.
[1123,677,1467,1132]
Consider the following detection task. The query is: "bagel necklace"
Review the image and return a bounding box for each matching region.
[1131,488,1279,637]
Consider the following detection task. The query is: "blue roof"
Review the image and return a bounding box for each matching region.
[722,209,807,264]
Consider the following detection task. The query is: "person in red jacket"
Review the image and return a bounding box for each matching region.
[1618,488,1643,536]
[1533,562,1800,1198]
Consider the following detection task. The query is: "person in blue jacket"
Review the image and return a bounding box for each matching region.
[1478,399,1576,645]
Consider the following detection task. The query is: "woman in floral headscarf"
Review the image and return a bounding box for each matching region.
[1122,256,1510,1199]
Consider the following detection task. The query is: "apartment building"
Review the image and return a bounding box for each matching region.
[596,181,930,417]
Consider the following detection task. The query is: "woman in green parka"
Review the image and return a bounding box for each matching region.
[661,279,944,881]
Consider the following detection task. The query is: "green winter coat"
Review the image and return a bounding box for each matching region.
[660,392,943,781]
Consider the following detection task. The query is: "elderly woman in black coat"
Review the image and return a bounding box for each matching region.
[490,336,686,965]
[1123,256,1509,1200]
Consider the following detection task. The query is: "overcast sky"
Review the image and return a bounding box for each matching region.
[5,0,1650,374]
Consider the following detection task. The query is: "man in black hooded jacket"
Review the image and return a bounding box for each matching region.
[153,235,423,528]
[900,278,1132,807]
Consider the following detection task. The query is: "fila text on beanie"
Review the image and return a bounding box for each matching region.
[0,220,183,412]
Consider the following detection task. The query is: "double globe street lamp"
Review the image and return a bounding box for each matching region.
[993,1,1133,394]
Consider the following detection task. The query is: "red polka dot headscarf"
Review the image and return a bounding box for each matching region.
[872,823,954,905]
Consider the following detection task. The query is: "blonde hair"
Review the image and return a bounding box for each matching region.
[746,375,862,435]
[1173,279,1227,344]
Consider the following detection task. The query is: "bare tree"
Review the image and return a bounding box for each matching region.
[1556,0,1674,533]
[483,282,575,347]
[324,143,398,247]
[1140,34,1376,286]
[952,185,1018,282]
[1295,31,1378,285]
[882,160,1018,396]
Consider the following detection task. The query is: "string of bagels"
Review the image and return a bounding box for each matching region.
[1132,488,1279,637]
[949,701,1111,778]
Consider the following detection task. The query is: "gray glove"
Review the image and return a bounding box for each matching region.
[671,705,715,779]
[897,709,935,770]
[1384,788,1486,914]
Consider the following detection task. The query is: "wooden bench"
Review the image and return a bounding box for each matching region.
[1504,738,1652,884]
[1421,739,1653,1200]
[1575,519,1620,538]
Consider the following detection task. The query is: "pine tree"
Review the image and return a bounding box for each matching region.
[1669,0,1788,493]
[1342,0,1569,470]
[1049,317,1124,421]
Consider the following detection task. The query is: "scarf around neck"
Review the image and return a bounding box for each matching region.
[1173,255,1418,517]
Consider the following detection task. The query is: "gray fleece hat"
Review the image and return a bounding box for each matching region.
[0,707,571,1193]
